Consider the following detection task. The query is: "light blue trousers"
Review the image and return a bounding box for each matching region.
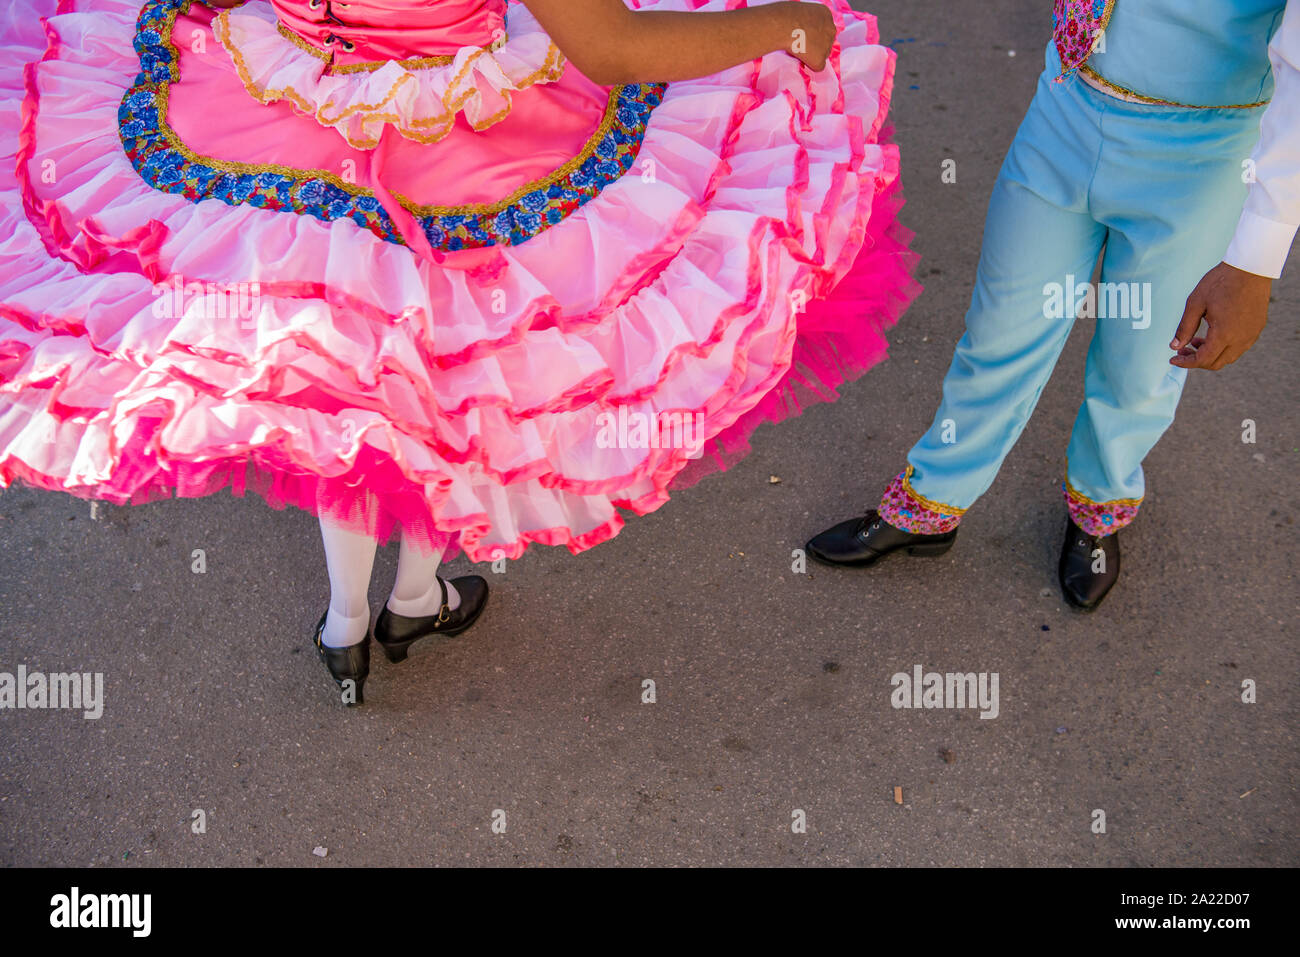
[895,56,1265,533]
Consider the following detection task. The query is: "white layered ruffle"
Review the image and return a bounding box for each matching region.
[212,0,566,148]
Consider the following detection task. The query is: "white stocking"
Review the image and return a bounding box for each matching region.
[386,529,461,617]
[318,516,377,647]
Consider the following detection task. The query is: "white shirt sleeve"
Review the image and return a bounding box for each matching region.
[1223,0,1300,279]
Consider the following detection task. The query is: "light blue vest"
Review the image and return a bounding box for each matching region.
[1073,0,1287,106]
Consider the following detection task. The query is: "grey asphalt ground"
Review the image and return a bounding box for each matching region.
[1,0,1296,867]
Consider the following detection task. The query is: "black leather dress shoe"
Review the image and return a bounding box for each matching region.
[375,575,490,663]
[312,610,370,706]
[1058,517,1120,611]
[805,508,957,567]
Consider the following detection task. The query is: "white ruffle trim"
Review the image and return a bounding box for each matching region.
[212,0,566,148]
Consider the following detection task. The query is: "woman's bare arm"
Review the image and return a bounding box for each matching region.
[521,0,836,85]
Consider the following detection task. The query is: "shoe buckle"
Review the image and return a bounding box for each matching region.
[436,603,450,625]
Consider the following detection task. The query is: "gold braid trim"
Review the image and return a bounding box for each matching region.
[1096,0,1118,54]
[160,0,196,82]
[329,32,510,75]
[1063,458,1144,508]
[901,465,967,516]
[275,20,331,61]
[1078,63,1269,110]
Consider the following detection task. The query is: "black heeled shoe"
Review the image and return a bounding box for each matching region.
[805,508,957,567]
[375,575,490,663]
[1058,517,1120,611]
[312,610,370,706]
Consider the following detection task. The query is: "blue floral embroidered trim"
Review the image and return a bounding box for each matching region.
[119,0,667,251]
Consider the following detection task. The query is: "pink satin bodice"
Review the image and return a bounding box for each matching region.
[270,0,508,64]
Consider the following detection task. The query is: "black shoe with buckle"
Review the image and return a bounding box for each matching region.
[1058,517,1120,611]
[312,610,370,706]
[375,575,490,663]
[805,508,957,567]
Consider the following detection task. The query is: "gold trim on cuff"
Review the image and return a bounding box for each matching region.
[1062,460,1144,509]
[901,465,968,516]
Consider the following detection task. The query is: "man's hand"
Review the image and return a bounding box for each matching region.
[1169,261,1272,371]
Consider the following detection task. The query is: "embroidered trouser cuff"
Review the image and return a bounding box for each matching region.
[1063,476,1141,536]
[877,467,964,534]
[878,464,1145,537]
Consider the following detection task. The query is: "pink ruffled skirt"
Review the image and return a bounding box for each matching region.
[1,0,920,561]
